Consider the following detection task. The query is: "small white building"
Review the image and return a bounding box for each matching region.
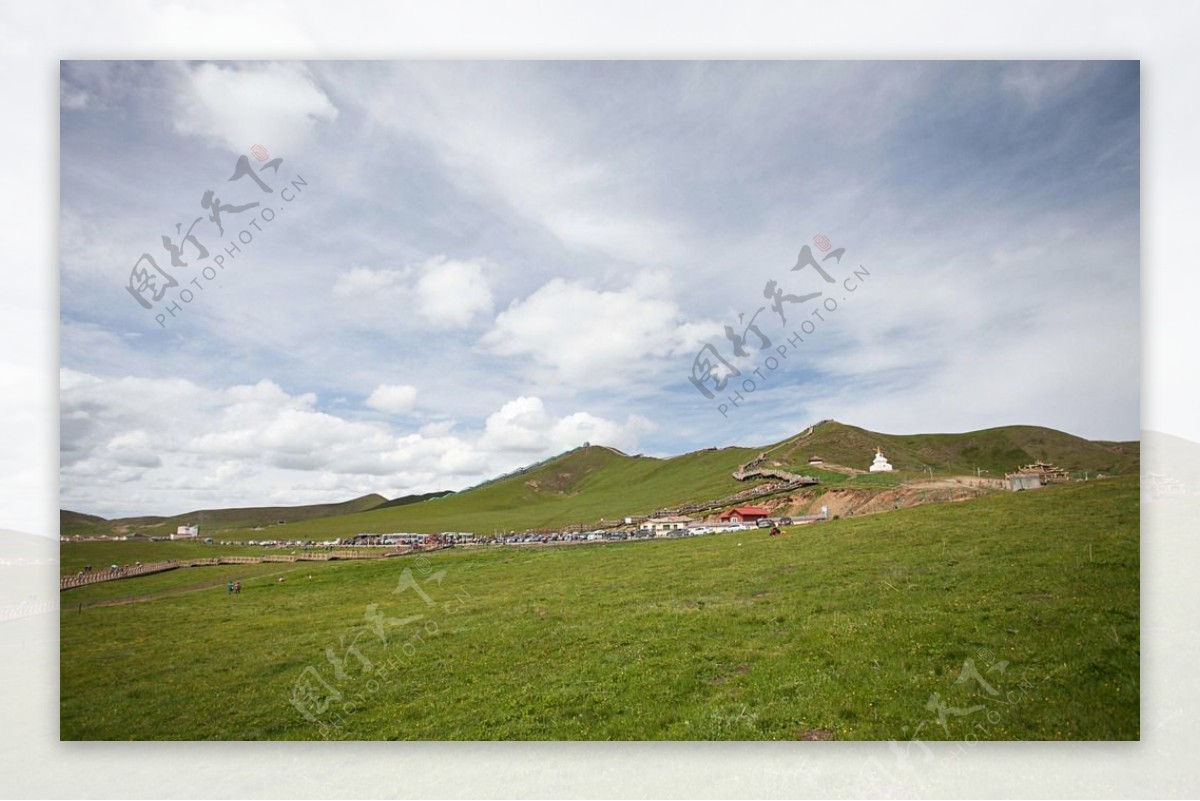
[869,448,894,472]
[172,525,199,540]
[640,515,694,537]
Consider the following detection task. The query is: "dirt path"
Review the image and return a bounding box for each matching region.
[766,476,1005,519]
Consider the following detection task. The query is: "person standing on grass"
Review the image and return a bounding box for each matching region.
[227,581,233,595]
[235,581,241,595]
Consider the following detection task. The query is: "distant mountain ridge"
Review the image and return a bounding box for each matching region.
[61,492,423,538]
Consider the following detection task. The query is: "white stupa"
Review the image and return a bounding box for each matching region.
[869,447,894,472]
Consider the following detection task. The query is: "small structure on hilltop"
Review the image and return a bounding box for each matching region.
[1006,461,1071,491]
[869,447,894,472]
[1017,461,1071,483]
[808,454,824,466]
[719,506,771,524]
[172,525,199,540]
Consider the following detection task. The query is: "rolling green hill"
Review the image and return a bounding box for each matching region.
[269,421,1138,539]
[62,420,1140,541]
[59,510,117,539]
[373,490,454,510]
[763,420,1139,477]
[274,444,762,539]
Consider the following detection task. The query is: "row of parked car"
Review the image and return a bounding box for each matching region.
[755,517,795,528]
[223,539,339,548]
[537,524,802,545]
[494,530,629,545]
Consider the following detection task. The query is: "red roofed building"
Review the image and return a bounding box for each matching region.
[719,506,771,523]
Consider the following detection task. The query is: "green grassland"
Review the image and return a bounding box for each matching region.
[60,561,307,606]
[60,475,1139,741]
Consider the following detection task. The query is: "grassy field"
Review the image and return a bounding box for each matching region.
[55,541,388,575]
[60,562,312,607]
[60,475,1138,740]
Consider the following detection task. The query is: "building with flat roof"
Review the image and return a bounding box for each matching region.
[640,515,694,536]
[171,525,199,540]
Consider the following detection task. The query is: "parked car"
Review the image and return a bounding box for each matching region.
[779,517,794,525]
[756,518,775,529]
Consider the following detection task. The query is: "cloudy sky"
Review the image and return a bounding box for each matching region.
[59,60,1139,518]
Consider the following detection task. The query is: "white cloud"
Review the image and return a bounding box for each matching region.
[365,384,419,414]
[331,257,492,329]
[479,396,654,455]
[333,265,406,296]
[172,62,338,155]
[481,272,716,386]
[415,257,493,328]
[334,63,687,264]
[60,371,653,518]
[104,430,162,469]
[419,420,457,437]
[479,396,554,452]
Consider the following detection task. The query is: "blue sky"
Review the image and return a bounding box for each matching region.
[59,60,1140,518]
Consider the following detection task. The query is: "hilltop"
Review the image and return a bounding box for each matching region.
[762,420,1139,476]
